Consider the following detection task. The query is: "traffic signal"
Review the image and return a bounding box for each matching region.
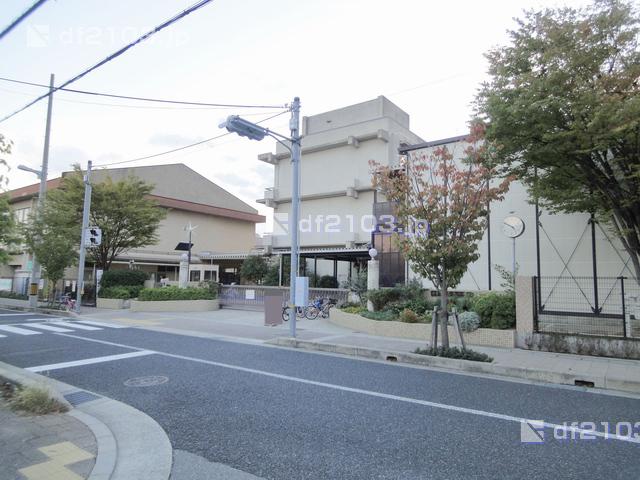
[86,226,102,246]
[219,115,267,141]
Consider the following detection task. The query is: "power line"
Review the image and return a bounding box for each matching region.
[0,0,49,41]
[0,76,286,110]
[95,109,290,168]
[0,0,217,124]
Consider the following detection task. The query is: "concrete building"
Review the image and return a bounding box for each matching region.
[257,96,634,298]
[2,163,265,295]
[257,96,423,287]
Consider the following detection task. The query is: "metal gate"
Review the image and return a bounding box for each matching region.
[533,276,639,338]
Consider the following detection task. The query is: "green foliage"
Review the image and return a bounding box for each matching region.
[458,311,480,332]
[198,280,220,298]
[100,269,147,288]
[494,264,517,295]
[0,290,27,300]
[476,0,640,280]
[340,305,366,314]
[341,269,368,304]
[317,275,338,288]
[366,289,402,311]
[0,194,19,265]
[399,308,420,323]
[470,292,515,329]
[138,286,215,301]
[240,255,269,284]
[366,281,427,311]
[414,346,493,362]
[99,285,141,299]
[360,310,398,321]
[263,262,281,286]
[385,298,436,316]
[32,167,166,271]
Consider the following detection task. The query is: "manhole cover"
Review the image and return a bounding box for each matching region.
[124,376,169,387]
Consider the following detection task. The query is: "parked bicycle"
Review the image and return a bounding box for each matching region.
[281,304,305,322]
[60,294,76,312]
[304,297,337,320]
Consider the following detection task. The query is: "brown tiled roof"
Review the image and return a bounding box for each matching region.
[7,178,265,224]
[148,195,265,223]
[8,178,61,202]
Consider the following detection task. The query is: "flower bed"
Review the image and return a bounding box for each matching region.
[331,309,515,348]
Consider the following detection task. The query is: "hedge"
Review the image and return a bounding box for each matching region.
[100,270,148,289]
[99,286,141,300]
[138,286,216,301]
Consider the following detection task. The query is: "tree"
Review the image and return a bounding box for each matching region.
[240,255,270,284]
[24,229,76,301]
[28,166,166,271]
[0,134,18,265]
[475,0,640,280]
[371,125,510,347]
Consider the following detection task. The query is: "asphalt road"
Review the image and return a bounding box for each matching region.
[1,313,639,479]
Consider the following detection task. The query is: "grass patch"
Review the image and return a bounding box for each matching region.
[7,385,68,415]
[413,346,493,363]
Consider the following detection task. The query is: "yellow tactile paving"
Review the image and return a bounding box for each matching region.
[18,442,94,480]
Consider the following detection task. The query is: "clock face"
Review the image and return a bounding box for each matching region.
[502,216,525,238]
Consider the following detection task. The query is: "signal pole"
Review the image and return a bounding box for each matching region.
[75,160,92,313]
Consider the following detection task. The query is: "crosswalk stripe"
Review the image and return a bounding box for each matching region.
[0,334,6,338]
[0,325,41,335]
[49,321,102,331]
[75,320,128,329]
[21,323,74,333]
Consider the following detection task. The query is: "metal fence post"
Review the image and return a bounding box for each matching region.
[620,276,627,338]
[533,276,539,333]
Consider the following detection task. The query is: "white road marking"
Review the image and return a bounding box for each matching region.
[0,313,46,316]
[26,350,156,372]
[75,320,128,329]
[0,334,6,338]
[0,325,41,335]
[20,323,74,333]
[56,333,640,445]
[49,321,101,331]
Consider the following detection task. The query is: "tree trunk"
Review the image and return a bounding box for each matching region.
[439,281,450,349]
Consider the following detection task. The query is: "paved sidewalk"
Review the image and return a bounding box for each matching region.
[0,395,96,480]
[75,307,640,395]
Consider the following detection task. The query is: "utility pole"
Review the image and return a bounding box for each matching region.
[28,73,54,308]
[289,97,301,338]
[75,160,92,313]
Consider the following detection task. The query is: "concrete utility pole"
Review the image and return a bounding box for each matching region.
[28,73,54,308]
[289,97,301,338]
[75,160,92,313]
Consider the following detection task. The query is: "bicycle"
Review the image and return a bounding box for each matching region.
[304,297,337,320]
[282,304,305,322]
[60,294,76,312]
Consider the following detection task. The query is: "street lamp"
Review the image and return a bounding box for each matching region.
[219,97,301,338]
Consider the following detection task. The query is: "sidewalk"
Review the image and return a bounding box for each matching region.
[75,306,640,396]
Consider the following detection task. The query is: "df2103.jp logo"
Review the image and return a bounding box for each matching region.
[521,420,640,444]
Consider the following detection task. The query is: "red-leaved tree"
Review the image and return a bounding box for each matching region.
[371,124,511,347]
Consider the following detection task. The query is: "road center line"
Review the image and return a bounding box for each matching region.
[26,350,156,372]
[54,333,640,444]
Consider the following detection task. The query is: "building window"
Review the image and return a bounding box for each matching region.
[14,207,31,224]
[204,270,217,282]
[189,270,201,282]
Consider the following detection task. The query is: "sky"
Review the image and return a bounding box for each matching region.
[0,0,593,234]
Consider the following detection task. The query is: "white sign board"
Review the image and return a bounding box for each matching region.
[294,276,309,307]
[245,289,255,300]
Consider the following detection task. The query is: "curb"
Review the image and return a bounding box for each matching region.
[267,338,640,395]
[0,361,172,480]
[0,302,77,318]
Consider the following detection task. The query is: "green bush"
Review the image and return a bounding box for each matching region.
[0,290,28,300]
[100,270,148,288]
[470,292,515,329]
[317,275,338,288]
[138,286,215,301]
[458,311,480,332]
[341,305,366,314]
[99,286,141,299]
[490,294,516,329]
[414,346,493,362]
[385,298,436,316]
[361,310,397,321]
[198,281,220,298]
[399,308,420,323]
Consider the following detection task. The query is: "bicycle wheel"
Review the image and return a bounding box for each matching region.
[282,307,290,322]
[305,306,320,319]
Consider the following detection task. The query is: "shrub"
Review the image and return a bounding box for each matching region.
[341,305,366,314]
[9,386,68,414]
[317,275,338,288]
[414,346,493,362]
[399,308,420,323]
[454,293,475,312]
[458,311,480,332]
[138,286,215,301]
[385,298,436,316]
[365,289,403,311]
[198,281,220,298]
[0,290,28,300]
[360,310,397,321]
[100,270,147,289]
[99,286,141,300]
[490,294,516,329]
